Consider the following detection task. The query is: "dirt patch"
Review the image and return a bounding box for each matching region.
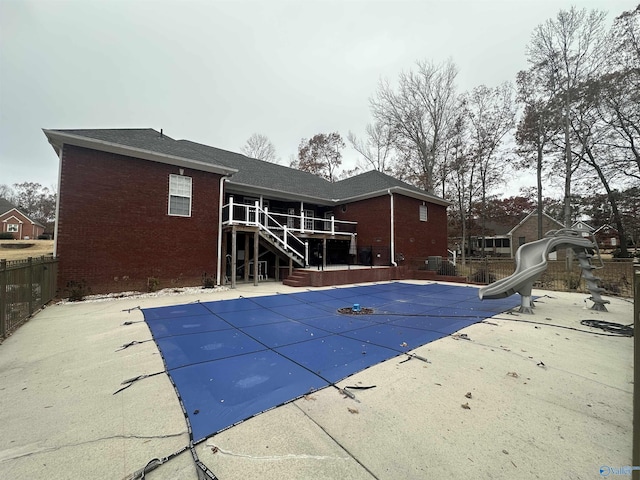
[1,243,35,249]
[0,240,54,261]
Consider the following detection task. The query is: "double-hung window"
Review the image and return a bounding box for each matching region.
[7,224,19,233]
[168,174,192,217]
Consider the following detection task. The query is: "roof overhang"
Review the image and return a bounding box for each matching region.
[43,129,237,176]
[224,182,450,207]
[224,180,335,206]
[335,186,451,207]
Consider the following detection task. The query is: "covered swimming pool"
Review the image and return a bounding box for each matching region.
[141,282,519,443]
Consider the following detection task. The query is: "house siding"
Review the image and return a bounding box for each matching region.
[334,195,391,265]
[334,194,448,266]
[393,195,448,262]
[510,215,565,258]
[57,145,221,294]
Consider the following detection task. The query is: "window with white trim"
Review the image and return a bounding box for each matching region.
[419,204,428,222]
[168,174,192,216]
[7,224,19,233]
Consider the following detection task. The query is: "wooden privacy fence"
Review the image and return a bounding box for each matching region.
[458,258,636,298]
[0,256,58,340]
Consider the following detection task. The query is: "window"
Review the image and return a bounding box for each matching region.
[518,236,526,246]
[7,224,18,233]
[168,174,192,216]
[419,205,428,222]
[304,209,314,231]
[496,238,510,248]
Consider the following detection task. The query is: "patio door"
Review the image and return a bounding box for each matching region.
[287,208,295,229]
[324,211,333,232]
[304,209,314,231]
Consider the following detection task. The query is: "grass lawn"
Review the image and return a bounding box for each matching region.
[0,240,54,261]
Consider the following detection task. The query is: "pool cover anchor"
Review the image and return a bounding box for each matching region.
[399,353,431,364]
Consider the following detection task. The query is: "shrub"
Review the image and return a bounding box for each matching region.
[470,268,496,284]
[202,273,216,289]
[147,277,160,292]
[0,232,15,239]
[438,262,457,276]
[564,274,582,290]
[66,280,91,302]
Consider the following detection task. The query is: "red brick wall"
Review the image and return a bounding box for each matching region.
[57,145,221,294]
[393,195,448,262]
[334,194,448,266]
[334,195,390,252]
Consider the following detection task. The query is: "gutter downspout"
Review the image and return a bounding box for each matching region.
[216,176,227,286]
[389,189,397,266]
[53,146,63,258]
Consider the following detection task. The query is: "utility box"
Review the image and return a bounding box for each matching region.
[427,256,442,271]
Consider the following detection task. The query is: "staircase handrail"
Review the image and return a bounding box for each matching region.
[223,200,307,265]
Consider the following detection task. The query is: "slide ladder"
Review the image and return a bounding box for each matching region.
[573,236,609,311]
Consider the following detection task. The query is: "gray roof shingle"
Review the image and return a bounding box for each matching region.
[0,197,17,215]
[45,128,448,205]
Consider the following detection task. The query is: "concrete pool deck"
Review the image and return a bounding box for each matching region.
[0,281,634,480]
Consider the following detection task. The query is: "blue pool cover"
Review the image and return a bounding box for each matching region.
[141,282,518,443]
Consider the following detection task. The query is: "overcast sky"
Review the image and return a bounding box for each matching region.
[1,0,636,197]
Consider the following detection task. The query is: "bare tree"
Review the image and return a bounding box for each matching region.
[291,132,345,182]
[516,69,563,238]
[607,4,640,70]
[1,182,56,231]
[241,133,278,163]
[464,82,516,254]
[527,6,609,228]
[370,59,458,194]
[347,121,396,174]
[445,110,482,266]
[599,5,640,180]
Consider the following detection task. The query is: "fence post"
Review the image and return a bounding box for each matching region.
[27,257,33,317]
[633,265,639,480]
[0,259,6,339]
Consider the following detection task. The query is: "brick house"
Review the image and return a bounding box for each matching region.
[43,128,451,294]
[0,198,45,240]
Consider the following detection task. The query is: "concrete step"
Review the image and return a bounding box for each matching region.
[283,270,312,287]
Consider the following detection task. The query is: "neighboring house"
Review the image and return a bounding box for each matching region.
[571,220,595,238]
[43,128,450,294]
[593,224,620,250]
[470,211,565,259]
[0,198,45,240]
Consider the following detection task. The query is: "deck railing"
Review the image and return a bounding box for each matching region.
[222,200,308,265]
[222,199,358,266]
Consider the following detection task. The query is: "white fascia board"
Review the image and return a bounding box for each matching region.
[43,129,237,176]
[334,187,451,207]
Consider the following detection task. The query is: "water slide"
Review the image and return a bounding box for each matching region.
[478,230,595,313]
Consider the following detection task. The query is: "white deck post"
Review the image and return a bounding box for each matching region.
[254,200,260,226]
[229,196,234,225]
